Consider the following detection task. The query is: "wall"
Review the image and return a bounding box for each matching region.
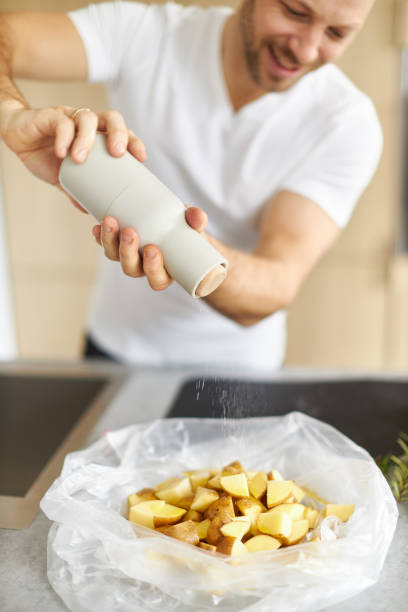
[0,0,405,369]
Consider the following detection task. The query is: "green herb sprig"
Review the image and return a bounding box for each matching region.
[376,432,408,503]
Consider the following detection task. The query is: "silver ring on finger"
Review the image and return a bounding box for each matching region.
[71,107,92,121]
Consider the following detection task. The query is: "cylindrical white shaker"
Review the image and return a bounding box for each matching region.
[59,134,228,297]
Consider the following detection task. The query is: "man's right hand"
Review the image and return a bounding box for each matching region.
[0,104,147,210]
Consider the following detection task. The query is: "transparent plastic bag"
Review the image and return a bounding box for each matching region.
[40,413,398,612]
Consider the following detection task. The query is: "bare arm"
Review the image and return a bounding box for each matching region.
[0,11,146,197]
[203,190,340,325]
[95,190,340,323]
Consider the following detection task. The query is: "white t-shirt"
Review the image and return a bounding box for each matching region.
[68,1,383,372]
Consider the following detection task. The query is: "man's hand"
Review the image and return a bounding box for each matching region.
[0,104,146,210]
[92,206,208,291]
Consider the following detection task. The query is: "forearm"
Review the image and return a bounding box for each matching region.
[0,15,29,130]
[203,234,295,326]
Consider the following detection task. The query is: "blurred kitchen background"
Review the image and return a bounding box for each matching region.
[0,0,406,370]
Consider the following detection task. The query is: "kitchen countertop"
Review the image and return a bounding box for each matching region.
[1,362,407,612]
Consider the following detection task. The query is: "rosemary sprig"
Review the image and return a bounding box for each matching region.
[376,432,408,503]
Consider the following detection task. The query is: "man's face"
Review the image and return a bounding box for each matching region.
[238,0,374,92]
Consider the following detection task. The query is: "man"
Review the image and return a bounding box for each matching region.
[0,0,381,370]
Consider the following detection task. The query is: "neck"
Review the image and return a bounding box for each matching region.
[222,13,266,112]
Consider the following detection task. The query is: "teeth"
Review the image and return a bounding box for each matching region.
[269,46,297,71]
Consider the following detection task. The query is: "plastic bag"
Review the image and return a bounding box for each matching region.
[40,413,398,612]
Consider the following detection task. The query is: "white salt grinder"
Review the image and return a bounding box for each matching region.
[59,133,228,297]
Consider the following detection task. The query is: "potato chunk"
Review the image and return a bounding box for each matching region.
[155,477,193,505]
[196,518,211,540]
[257,511,292,539]
[128,488,157,508]
[216,536,249,556]
[129,500,165,528]
[267,503,305,521]
[220,517,251,539]
[220,473,249,498]
[199,541,216,552]
[190,486,219,512]
[324,504,354,522]
[184,470,211,491]
[156,520,199,546]
[129,500,187,528]
[205,496,235,520]
[304,507,319,528]
[280,519,309,545]
[245,534,281,552]
[248,471,267,499]
[266,480,293,507]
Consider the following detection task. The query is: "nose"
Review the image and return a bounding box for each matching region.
[288,25,322,65]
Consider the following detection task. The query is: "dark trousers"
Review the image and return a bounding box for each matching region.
[83,335,117,361]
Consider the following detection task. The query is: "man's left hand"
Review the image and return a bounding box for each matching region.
[92,206,208,291]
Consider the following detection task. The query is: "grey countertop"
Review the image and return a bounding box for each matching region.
[1,362,408,612]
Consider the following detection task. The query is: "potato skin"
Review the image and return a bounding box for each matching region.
[205,496,235,520]
[156,520,199,546]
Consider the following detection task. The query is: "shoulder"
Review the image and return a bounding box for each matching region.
[306,64,380,129]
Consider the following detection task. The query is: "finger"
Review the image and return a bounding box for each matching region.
[127,129,147,162]
[54,115,75,159]
[97,110,129,157]
[70,109,98,163]
[142,245,173,291]
[92,225,102,246]
[119,228,144,277]
[100,216,120,260]
[185,206,208,233]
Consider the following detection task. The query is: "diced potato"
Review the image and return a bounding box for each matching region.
[220,517,251,539]
[154,503,187,527]
[216,536,249,556]
[324,504,354,522]
[291,484,306,503]
[155,477,193,505]
[222,460,245,475]
[257,511,292,539]
[190,487,219,512]
[266,480,293,508]
[281,519,309,545]
[155,476,180,491]
[156,520,199,545]
[128,500,165,528]
[248,471,267,499]
[196,518,211,540]
[267,469,283,481]
[267,503,305,521]
[236,497,266,515]
[205,496,235,520]
[184,470,211,491]
[177,495,195,510]
[183,509,202,522]
[206,474,223,490]
[128,488,157,508]
[206,512,235,545]
[124,462,354,557]
[304,507,319,528]
[244,534,281,552]
[199,541,217,552]
[220,473,250,498]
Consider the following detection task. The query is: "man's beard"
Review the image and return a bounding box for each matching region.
[240,0,262,87]
[239,0,303,92]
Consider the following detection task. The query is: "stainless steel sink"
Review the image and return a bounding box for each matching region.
[167,377,408,457]
[0,361,126,529]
